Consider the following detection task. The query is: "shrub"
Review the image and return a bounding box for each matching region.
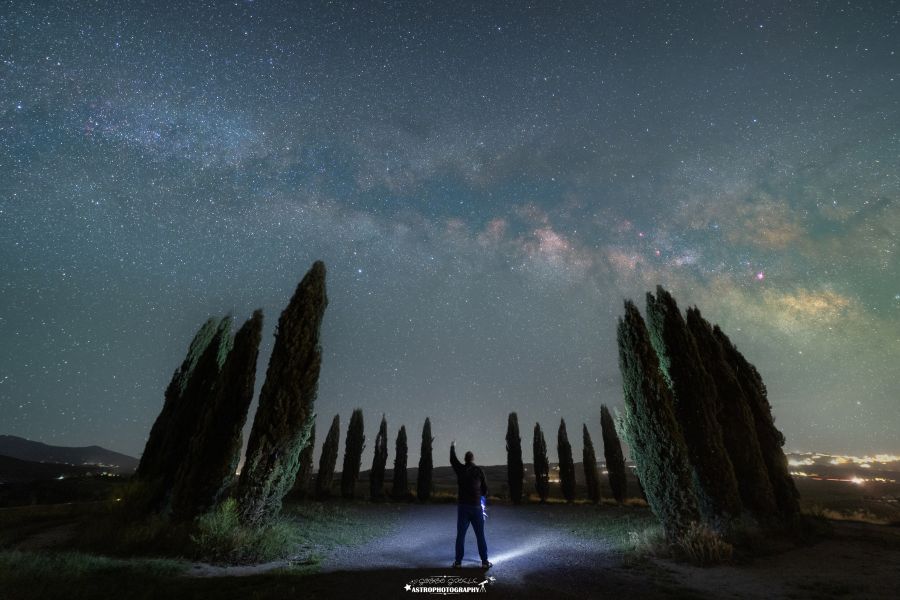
[190,498,296,564]
[673,522,734,566]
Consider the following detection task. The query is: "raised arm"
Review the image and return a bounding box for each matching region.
[450,441,462,473]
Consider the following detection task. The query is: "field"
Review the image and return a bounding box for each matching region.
[1,464,899,599]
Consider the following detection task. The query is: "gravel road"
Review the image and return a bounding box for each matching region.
[312,503,673,599]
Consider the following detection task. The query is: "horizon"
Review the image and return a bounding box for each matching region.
[3,432,899,472]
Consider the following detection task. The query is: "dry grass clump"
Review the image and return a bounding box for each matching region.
[672,522,734,566]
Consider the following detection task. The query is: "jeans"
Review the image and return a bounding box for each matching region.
[455,504,488,564]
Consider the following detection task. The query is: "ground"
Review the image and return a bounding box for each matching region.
[2,501,900,599]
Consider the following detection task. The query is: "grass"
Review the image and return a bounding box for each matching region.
[540,503,661,552]
[0,499,400,600]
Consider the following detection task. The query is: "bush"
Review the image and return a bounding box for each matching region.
[190,498,297,564]
[673,522,734,566]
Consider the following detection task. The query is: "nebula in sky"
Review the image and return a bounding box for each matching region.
[1,1,897,464]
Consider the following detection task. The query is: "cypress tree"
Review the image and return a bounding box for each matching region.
[557,419,576,503]
[505,412,524,505]
[417,418,433,502]
[237,261,328,526]
[144,316,232,512]
[137,317,219,481]
[289,422,316,500]
[341,409,365,499]
[370,415,388,500]
[600,404,627,504]
[645,286,741,530]
[617,300,699,541]
[315,415,340,498]
[533,423,550,503]
[172,311,263,519]
[713,325,800,519]
[582,424,601,504]
[687,308,778,518]
[391,425,409,501]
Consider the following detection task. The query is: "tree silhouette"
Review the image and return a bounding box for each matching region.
[506,412,524,504]
[617,300,699,541]
[713,325,800,520]
[645,286,741,531]
[172,311,263,519]
[139,316,232,513]
[582,424,601,504]
[137,317,220,482]
[341,409,365,499]
[532,423,550,503]
[238,261,328,526]
[417,418,434,502]
[687,308,777,518]
[315,414,340,498]
[600,404,627,504]
[391,425,409,501]
[557,419,576,503]
[370,415,388,500]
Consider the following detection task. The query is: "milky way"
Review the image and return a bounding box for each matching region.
[1,1,897,465]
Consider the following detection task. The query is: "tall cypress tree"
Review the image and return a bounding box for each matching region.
[341,409,365,499]
[557,419,576,503]
[713,325,800,520]
[533,423,550,503]
[289,422,316,500]
[617,300,699,541]
[506,412,524,504]
[237,262,328,526]
[172,311,263,519]
[417,418,433,502]
[582,424,601,504]
[370,415,388,500]
[687,308,777,518]
[144,316,233,512]
[137,317,219,481]
[315,414,340,498]
[600,404,627,504]
[392,425,409,501]
[645,287,741,530]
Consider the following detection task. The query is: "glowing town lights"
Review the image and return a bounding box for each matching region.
[788,452,900,466]
[850,477,865,485]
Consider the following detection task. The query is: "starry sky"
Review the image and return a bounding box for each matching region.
[1,1,898,467]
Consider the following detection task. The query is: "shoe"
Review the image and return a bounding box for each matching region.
[481,561,493,569]
[452,562,461,569]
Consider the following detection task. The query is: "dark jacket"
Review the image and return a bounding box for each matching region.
[450,446,488,505]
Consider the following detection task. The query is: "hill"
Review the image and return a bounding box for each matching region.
[0,435,138,473]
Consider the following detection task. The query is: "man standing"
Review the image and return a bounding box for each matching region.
[450,440,491,569]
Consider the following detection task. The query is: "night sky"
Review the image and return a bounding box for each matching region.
[2,1,897,467]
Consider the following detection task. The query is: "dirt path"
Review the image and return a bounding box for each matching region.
[312,504,673,598]
[303,505,900,599]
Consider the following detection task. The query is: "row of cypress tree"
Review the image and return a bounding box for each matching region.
[505,412,629,504]
[290,412,438,502]
[616,286,799,542]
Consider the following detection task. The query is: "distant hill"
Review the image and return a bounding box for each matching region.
[0,435,138,473]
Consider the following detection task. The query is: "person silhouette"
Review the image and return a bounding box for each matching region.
[450,440,491,569]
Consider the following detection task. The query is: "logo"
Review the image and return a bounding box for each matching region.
[403,575,496,594]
